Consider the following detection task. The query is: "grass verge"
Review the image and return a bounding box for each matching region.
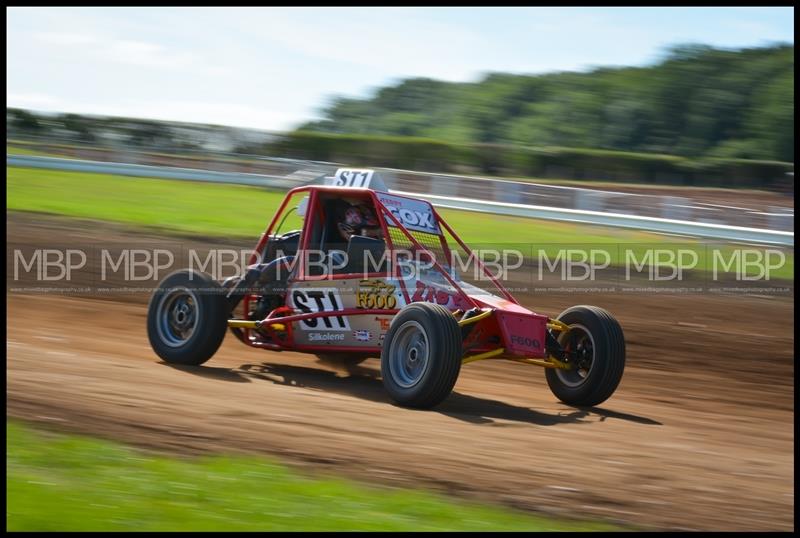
[6,420,616,531]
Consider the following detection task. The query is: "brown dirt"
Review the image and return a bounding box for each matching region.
[6,214,795,531]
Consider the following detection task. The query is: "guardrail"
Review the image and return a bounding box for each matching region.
[396,190,794,246]
[7,154,794,247]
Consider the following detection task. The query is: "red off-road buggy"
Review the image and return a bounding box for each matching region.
[147,169,625,408]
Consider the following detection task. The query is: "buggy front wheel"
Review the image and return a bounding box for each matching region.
[545,305,625,407]
[381,302,462,408]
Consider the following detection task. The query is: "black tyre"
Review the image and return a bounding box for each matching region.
[545,305,625,407]
[381,302,462,408]
[147,270,228,365]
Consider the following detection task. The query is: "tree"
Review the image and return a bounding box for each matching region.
[60,113,96,143]
[9,108,44,136]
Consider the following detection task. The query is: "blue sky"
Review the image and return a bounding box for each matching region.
[6,7,794,131]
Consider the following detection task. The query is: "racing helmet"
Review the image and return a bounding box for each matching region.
[344,206,364,227]
[359,204,379,227]
[338,202,382,242]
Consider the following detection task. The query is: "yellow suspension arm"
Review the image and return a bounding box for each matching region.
[228,319,286,331]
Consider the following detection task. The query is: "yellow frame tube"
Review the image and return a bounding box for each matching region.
[228,319,259,329]
[462,348,505,364]
[227,320,286,331]
[461,348,571,370]
[457,309,493,327]
[508,357,571,369]
[547,318,571,332]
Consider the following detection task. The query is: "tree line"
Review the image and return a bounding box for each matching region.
[300,43,794,163]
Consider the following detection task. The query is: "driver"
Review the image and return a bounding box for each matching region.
[337,203,383,242]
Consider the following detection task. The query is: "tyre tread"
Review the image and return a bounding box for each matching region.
[147,269,228,366]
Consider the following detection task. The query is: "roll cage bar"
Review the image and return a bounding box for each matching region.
[248,185,518,310]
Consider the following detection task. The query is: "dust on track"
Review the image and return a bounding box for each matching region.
[6,213,795,530]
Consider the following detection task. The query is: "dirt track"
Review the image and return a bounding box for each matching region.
[6,214,795,531]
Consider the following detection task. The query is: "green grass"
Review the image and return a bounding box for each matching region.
[0,166,704,243]
[6,166,793,279]
[7,166,302,237]
[6,421,615,531]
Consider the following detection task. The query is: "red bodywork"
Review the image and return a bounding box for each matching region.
[233,185,550,359]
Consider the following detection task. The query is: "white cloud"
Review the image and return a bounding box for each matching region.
[101,39,226,74]
[33,29,230,76]
[246,10,491,82]
[7,92,62,109]
[722,19,780,41]
[34,31,99,46]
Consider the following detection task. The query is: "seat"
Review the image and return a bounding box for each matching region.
[339,235,388,275]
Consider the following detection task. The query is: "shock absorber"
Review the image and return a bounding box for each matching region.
[545,330,566,362]
[459,307,483,340]
[224,266,262,313]
[226,256,296,315]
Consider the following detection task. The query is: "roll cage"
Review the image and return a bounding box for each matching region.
[250,185,517,305]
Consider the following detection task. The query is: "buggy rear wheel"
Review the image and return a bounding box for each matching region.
[545,305,625,407]
[147,270,228,365]
[381,302,462,408]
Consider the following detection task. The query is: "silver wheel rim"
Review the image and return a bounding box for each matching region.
[156,287,200,347]
[556,323,595,388]
[388,320,429,388]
